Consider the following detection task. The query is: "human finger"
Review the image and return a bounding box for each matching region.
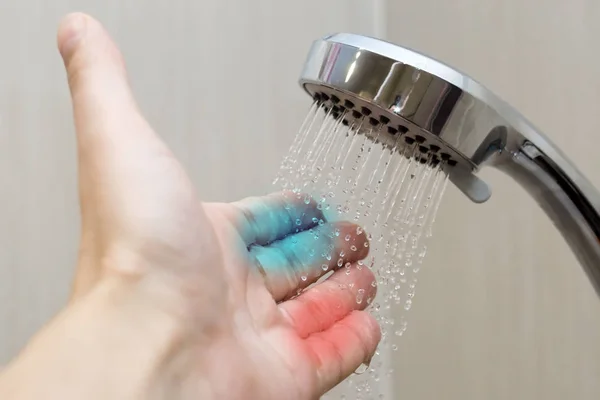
[250,221,369,301]
[279,264,377,338]
[231,191,326,246]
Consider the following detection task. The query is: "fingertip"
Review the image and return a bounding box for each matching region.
[330,263,378,305]
[57,12,90,62]
[335,221,370,259]
[357,310,382,345]
[307,310,382,393]
[338,310,382,364]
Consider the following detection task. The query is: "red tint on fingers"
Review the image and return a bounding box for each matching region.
[279,264,377,338]
[305,310,381,394]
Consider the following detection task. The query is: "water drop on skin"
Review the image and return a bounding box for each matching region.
[354,363,369,375]
[356,291,364,304]
[351,245,357,251]
[321,264,329,271]
[295,218,302,226]
[344,234,351,241]
[301,275,308,282]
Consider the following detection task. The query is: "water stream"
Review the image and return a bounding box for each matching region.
[274,103,449,399]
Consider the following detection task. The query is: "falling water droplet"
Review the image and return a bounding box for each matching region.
[272,104,451,399]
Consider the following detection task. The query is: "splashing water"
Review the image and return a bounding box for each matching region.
[274,102,449,399]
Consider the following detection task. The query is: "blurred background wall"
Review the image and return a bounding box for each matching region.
[1,0,599,399]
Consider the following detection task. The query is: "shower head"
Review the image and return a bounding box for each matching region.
[298,33,600,297]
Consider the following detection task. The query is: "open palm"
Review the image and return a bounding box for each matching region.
[55,12,380,400]
[194,196,379,398]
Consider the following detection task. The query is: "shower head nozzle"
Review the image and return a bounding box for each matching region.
[298,33,516,203]
[297,33,600,298]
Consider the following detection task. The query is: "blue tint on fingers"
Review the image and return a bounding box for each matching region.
[250,221,369,301]
[232,191,327,247]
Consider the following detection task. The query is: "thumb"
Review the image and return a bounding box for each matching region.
[57,12,144,141]
[57,14,222,301]
[57,13,160,164]
[56,12,171,245]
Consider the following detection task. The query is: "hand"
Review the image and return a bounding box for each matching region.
[0,13,380,400]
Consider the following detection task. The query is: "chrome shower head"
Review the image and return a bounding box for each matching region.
[298,33,600,297]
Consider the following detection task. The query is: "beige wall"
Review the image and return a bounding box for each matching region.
[1,0,599,399]
[388,1,600,399]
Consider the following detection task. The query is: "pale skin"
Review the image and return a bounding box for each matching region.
[0,13,381,400]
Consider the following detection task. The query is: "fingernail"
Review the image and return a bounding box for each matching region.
[58,13,88,60]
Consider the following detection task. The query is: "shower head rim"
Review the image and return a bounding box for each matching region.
[309,33,534,140]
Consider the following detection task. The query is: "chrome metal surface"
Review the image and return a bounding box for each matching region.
[298,33,600,296]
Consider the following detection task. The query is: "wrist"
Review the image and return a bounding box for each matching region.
[0,277,182,400]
